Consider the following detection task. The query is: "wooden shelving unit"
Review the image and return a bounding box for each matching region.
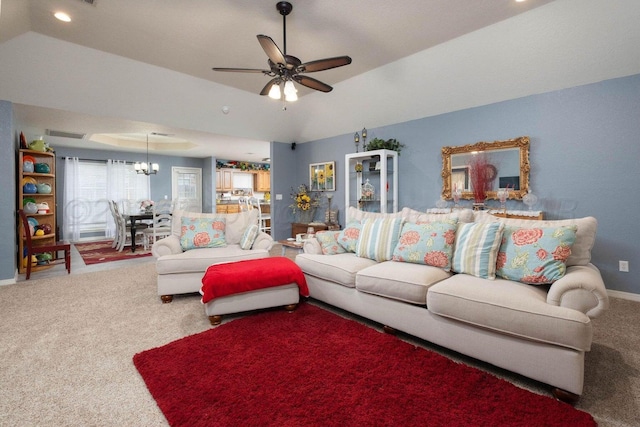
[17,149,57,274]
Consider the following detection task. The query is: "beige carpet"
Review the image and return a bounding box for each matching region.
[0,259,638,426]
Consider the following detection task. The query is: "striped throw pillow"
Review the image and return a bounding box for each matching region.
[452,222,505,279]
[239,224,259,250]
[356,217,404,262]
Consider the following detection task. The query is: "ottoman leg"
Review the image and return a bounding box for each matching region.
[284,303,298,313]
[209,315,223,326]
[160,295,173,303]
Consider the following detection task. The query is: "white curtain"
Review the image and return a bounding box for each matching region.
[63,157,81,242]
[105,160,128,238]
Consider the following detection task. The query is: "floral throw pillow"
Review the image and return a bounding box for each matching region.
[180,216,226,251]
[316,231,346,255]
[392,219,458,271]
[337,221,361,253]
[496,225,577,285]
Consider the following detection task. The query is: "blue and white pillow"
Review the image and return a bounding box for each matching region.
[239,224,259,250]
[356,218,404,262]
[452,222,504,279]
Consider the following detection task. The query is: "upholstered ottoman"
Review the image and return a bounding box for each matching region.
[200,257,309,325]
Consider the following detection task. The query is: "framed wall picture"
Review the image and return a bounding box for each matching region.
[309,161,335,191]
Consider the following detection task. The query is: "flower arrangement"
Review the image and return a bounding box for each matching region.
[468,154,492,204]
[140,200,154,210]
[289,184,320,215]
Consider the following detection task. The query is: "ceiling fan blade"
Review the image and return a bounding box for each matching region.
[212,67,269,74]
[293,75,333,93]
[259,78,280,96]
[299,56,352,73]
[257,35,286,67]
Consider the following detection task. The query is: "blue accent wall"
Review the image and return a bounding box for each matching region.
[270,141,299,241]
[2,74,639,295]
[0,101,16,282]
[291,74,640,295]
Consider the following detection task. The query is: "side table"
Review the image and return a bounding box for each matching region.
[291,222,329,238]
[278,239,305,257]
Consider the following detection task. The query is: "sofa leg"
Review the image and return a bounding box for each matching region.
[160,295,173,304]
[552,388,579,404]
[383,325,397,335]
[284,303,298,312]
[209,315,223,326]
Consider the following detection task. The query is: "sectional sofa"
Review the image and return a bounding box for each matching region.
[295,207,608,402]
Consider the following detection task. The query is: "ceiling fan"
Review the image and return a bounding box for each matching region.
[212,1,352,102]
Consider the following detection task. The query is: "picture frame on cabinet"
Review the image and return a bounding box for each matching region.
[309,161,335,191]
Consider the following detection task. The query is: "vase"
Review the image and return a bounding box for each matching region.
[297,208,315,224]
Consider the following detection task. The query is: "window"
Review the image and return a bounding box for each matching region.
[73,160,149,235]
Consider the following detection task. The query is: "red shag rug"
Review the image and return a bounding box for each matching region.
[133,303,595,427]
[74,240,152,265]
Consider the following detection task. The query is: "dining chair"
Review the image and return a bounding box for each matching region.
[18,209,71,280]
[143,199,172,250]
[238,197,251,212]
[248,197,270,234]
[108,200,121,249]
[112,202,145,252]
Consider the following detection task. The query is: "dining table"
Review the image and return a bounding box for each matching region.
[126,212,153,252]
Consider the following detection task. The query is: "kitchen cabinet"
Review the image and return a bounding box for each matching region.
[254,171,270,192]
[18,149,58,274]
[216,204,240,214]
[216,169,233,191]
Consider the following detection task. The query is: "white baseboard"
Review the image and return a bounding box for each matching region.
[0,269,18,286]
[607,289,640,302]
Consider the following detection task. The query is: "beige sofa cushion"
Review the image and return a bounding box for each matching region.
[473,211,597,267]
[156,244,268,275]
[295,253,377,288]
[402,207,474,224]
[356,261,451,305]
[171,209,259,245]
[427,274,593,351]
[346,206,405,222]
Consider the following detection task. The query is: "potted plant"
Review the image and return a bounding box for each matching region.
[365,138,405,155]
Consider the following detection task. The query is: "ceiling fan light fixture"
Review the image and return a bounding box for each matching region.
[268,84,282,99]
[284,80,298,101]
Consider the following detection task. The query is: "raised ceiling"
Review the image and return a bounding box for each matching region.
[2,1,640,161]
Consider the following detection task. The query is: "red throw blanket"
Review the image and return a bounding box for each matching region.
[201,257,309,304]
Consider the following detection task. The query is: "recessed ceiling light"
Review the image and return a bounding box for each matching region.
[515,0,527,2]
[54,12,72,22]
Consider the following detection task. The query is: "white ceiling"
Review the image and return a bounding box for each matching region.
[2,0,640,162]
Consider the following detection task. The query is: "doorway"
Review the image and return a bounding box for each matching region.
[172,167,202,212]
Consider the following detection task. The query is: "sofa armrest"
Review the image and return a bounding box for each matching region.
[252,232,274,251]
[303,238,323,254]
[151,235,183,257]
[546,263,609,318]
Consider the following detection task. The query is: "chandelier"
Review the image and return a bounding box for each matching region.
[134,134,159,175]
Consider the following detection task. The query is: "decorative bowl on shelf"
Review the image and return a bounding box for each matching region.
[36,183,52,194]
[23,160,34,173]
[34,163,51,173]
[22,155,36,165]
[24,202,38,214]
[23,183,37,194]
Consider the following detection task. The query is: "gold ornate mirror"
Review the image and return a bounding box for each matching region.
[441,136,530,200]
